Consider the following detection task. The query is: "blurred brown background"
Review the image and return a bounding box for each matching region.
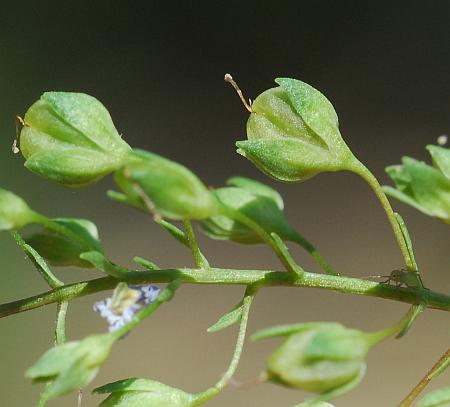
[0,1,449,406]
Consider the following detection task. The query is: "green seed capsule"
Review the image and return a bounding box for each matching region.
[236,78,355,182]
[114,149,218,220]
[267,325,368,393]
[19,92,131,187]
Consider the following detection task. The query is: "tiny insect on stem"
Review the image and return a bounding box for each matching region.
[224,73,253,113]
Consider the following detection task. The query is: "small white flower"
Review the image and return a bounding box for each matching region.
[93,283,160,333]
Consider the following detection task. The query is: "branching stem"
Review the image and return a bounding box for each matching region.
[194,286,257,404]
[350,161,416,273]
[1,268,449,319]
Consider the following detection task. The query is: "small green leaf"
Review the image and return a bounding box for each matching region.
[133,256,160,270]
[427,144,450,179]
[157,219,189,245]
[384,156,450,224]
[25,218,103,268]
[201,183,296,244]
[27,334,115,400]
[417,386,450,407]
[207,300,243,333]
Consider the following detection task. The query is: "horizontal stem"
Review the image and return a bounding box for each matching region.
[1,268,449,318]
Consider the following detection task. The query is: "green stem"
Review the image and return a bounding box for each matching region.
[219,204,303,278]
[193,286,256,404]
[183,220,209,269]
[111,280,180,340]
[1,268,449,318]
[39,299,68,406]
[349,160,414,272]
[290,231,337,275]
[397,346,450,407]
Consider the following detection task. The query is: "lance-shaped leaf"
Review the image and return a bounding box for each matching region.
[207,300,243,333]
[94,378,197,407]
[20,92,131,187]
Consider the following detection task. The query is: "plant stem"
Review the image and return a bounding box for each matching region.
[183,220,209,269]
[397,346,450,407]
[193,286,256,404]
[1,268,449,318]
[349,160,414,272]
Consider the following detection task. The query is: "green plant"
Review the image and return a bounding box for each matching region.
[1,76,449,406]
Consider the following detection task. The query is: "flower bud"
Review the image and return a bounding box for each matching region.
[94,378,196,407]
[26,334,115,400]
[111,149,217,220]
[24,218,103,267]
[20,92,131,187]
[0,188,36,230]
[200,176,297,243]
[236,78,355,182]
[383,152,450,224]
[254,323,373,394]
